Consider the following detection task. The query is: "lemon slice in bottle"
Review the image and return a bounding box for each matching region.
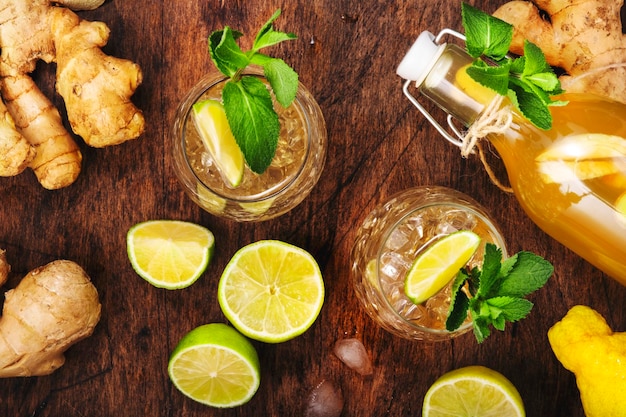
[536,133,626,162]
[217,240,324,343]
[168,323,260,408]
[192,99,245,187]
[423,366,525,417]
[405,230,481,305]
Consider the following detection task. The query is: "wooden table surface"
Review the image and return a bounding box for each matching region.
[1,1,625,416]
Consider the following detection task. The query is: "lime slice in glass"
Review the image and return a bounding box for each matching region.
[126,220,214,289]
[423,365,525,417]
[405,230,481,304]
[192,99,245,188]
[168,323,260,408]
[218,240,324,343]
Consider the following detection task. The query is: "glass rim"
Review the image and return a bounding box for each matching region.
[176,69,314,204]
[374,199,508,336]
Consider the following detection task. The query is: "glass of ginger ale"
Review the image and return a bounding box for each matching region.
[350,186,508,341]
[172,68,327,222]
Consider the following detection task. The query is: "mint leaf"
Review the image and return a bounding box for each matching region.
[498,251,554,297]
[209,27,248,77]
[461,3,566,130]
[466,61,511,96]
[206,9,299,175]
[446,271,471,331]
[508,82,553,130]
[264,58,299,107]
[475,243,503,298]
[253,9,297,51]
[462,2,512,60]
[446,241,553,343]
[222,77,279,173]
[487,296,534,322]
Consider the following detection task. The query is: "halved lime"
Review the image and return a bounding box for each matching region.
[126,220,214,289]
[168,323,260,408]
[405,230,481,304]
[423,365,525,417]
[217,240,324,343]
[192,99,245,187]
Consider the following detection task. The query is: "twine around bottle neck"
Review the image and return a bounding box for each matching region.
[460,95,514,193]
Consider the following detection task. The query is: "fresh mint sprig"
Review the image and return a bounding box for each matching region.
[461,3,566,130]
[446,243,554,343]
[208,9,298,173]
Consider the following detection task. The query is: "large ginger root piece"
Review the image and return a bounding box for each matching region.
[548,305,626,417]
[0,0,144,189]
[493,0,626,104]
[0,259,101,377]
[52,8,145,148]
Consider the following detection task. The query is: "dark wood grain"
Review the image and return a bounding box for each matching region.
[1,1,624,416]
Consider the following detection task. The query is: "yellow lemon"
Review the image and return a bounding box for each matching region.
[548,305,626,417]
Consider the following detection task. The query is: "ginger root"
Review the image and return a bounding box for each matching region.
[0,259,101,377]
[493,0,626,104]
[0,0,144,189]
[0,250,9,287]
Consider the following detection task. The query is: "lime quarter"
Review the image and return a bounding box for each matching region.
[218,240,325,343]
[405,230,481,304]
[126,220,214,289]
[168,323,260,408]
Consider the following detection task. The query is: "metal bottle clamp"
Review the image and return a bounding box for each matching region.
[399,28,467,148]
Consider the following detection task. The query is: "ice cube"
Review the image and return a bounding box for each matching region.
[305,379,344,417]
[333,338,374,376]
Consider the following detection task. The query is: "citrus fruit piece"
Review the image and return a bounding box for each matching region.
[192,99,245,188]
[127,220,214,289]
[239,197,275,215]
[168,323,260,408]
[536,133,626,161]
[455,64,497,106]
[405,230,481,304]
[218,240,324,343]
[423,365,525,417]
[538,160,621,183]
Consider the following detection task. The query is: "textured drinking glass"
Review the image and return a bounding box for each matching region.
[172,68,327,221]
[350,186,508,341]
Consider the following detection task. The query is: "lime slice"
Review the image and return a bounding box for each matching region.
[218,240,324,343]
[127,220,214,289]
[423,366,525,417]
[405,230,481,304]
[192,99,245,187]
[168,323,260,408]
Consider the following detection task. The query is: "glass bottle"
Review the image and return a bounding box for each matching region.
[397,30,626,284]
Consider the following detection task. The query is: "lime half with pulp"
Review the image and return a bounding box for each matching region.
[423,365,525,417]
[168,323,260,408]
[218,240,325,343]
[126,220,214,289]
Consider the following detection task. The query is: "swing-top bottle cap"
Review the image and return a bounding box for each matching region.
[396,31,446,85]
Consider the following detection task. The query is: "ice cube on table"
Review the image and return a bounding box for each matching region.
[305,379,344,417]
[333,338,374,376]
